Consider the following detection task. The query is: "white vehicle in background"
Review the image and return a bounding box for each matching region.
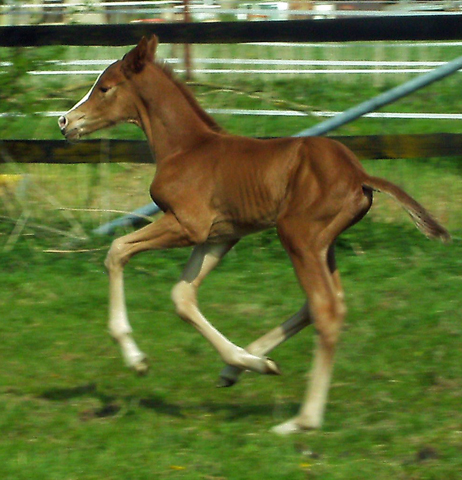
[173,0,221,22]
[312,3,336,19]
[237,2,289,21]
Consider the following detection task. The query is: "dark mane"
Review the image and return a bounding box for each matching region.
[156,61,224,134]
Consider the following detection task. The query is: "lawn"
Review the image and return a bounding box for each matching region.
[1,172,462,479]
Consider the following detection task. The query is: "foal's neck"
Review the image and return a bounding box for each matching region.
[137,63,220,162]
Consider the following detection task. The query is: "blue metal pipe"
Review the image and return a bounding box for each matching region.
[295,54,462,137]
[93,202,161,235]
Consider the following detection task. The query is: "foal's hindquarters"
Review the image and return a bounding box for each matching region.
[268,152,374,433]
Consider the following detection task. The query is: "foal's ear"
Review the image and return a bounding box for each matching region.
[122,35,158,77]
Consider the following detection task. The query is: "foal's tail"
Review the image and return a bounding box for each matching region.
[363,175,451,242]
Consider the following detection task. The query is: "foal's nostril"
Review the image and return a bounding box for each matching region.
[58,115,67,130]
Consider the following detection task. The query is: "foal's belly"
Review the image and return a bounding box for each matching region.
[207,215,276,243]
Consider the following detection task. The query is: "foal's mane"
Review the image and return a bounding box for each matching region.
[156,60,224,133]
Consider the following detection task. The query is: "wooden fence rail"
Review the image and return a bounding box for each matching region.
[2,135,462,164]
[2,15,462,47]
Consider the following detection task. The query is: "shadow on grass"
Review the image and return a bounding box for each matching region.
[38,382,298,422]
[196,400,300,421]
[39,383,185,419]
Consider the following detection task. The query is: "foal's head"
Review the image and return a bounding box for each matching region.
[58,36,158,142]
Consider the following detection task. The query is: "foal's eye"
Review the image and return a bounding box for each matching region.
[100,86,111,94]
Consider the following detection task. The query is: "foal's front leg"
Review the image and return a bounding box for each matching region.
[105,213,194,373]
[171,243,281,376]
[218,303,312,386]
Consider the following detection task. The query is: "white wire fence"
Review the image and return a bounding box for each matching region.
[19,39,462,86]
[25,59,462,76]
[3,3,462,131]
[3,40,462,122]
[4,109,462,120]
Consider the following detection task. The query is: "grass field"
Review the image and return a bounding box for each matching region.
[1,42,462,479]
[1,200,461,480]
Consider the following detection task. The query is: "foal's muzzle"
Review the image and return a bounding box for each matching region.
[58,115,67,131]
[58,115,81,142]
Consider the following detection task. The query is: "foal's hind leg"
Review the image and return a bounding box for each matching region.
[218,244,344,387]
[172,242,281,376]
[273,222,347,434]
[218,303,312,387]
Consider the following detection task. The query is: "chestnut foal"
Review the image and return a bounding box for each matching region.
[58,36,450,434]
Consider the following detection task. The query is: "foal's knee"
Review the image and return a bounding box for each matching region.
[171,281,197,321]
[105,237,128,272]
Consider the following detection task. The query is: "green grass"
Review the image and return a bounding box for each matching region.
[1,219,462,479]
[1,190,462,479]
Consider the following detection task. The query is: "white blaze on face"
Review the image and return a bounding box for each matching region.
[64,71,103,116]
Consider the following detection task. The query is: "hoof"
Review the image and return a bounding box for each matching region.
[217,374,237,388]
[272,419,303,435]
[272,417,319,435]
[265,357,282,376]
[217,357,281,385]
[217,365,241,388]
[131,356,149,376]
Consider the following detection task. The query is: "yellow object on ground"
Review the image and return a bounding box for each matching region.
[0,174,22,190]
